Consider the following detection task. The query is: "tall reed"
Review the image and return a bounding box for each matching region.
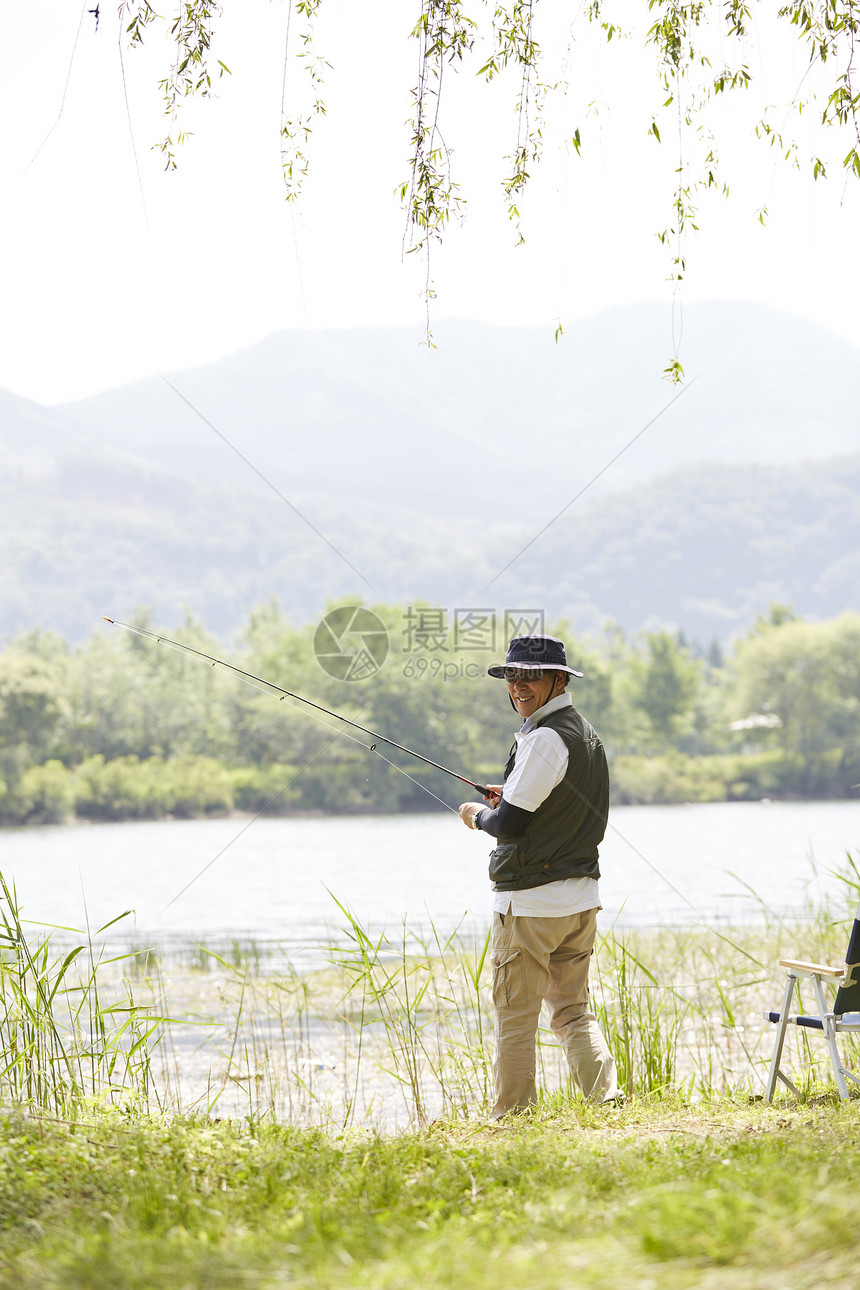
[0,871,161,1115]
[6,862,857,1128]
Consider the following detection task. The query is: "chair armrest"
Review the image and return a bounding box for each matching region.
[778,958,844,978]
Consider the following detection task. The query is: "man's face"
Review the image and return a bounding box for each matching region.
[506,668,561,720]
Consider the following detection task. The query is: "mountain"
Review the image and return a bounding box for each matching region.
[53,301,860,511]
[1,303,859,645]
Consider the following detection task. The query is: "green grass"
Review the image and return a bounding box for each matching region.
[3,862,860,1285]
[0,1096,857,1288]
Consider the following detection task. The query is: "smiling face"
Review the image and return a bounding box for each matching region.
[506,668,565,720]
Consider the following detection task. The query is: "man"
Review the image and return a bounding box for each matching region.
[459,633,618,1118]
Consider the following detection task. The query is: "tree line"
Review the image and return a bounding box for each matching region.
[1,599,859,825]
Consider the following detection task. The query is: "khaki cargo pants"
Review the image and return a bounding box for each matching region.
[490,906,617,1119]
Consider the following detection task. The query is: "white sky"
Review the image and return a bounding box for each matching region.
[2,0,859,404]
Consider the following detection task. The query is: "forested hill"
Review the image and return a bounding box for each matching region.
[2,302,859,645]
[2,434,858,646]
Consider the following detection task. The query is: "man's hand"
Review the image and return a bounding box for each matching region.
[458,802,485,830]
[483,785,502,806]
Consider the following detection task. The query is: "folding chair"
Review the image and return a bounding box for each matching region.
[764,898,860,1102]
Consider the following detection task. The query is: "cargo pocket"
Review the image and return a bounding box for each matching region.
[491,948,526,1010]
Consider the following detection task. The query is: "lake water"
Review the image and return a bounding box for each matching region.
[2,800,859,962]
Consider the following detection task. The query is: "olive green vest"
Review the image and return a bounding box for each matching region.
[488,705,609,892]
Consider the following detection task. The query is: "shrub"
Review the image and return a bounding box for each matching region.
[0,760,76,825]
[230,764,303,814]
[611,755,729,805]
[75,755,234,821]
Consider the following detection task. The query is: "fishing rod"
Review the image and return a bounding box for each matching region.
[103,617,490,797]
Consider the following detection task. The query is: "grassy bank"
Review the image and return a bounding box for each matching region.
[0,1097,858,1289]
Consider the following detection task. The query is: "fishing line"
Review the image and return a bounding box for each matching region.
[24,2,90,173]
[116,5,149,227]
[357,743,459,815]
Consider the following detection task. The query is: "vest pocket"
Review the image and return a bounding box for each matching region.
[491,948,525,1009]
[488,842,521,885]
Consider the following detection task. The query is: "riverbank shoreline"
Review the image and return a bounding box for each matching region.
[3,747,859,829]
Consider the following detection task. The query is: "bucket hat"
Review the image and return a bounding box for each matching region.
[487,634,584,679]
